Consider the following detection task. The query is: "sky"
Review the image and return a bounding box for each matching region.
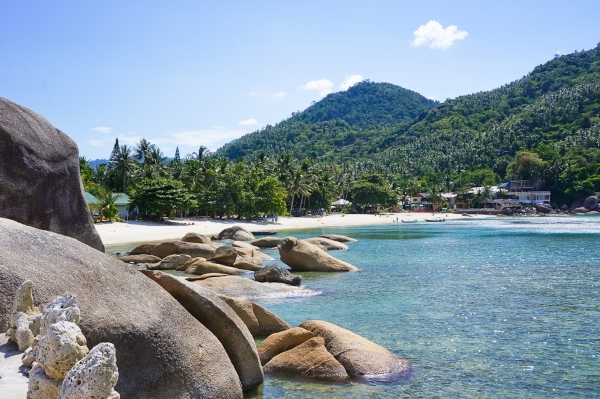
[1,1,599,160]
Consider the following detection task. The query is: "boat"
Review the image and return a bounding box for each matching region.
[401,219,418,223]
[250,231,277,236]
[425,217,446,222]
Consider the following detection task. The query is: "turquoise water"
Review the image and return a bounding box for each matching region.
[245,217,600,398]
[109,217,600,398]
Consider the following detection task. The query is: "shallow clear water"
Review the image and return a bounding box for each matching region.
[108,216,600,398]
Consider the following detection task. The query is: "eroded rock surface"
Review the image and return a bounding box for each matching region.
[254,264,302,286]
[257,327,315,365]
[303,237,348,251]
[219,295,290,336]
[36,320,89,380]
[7,280,41,350]
[278,238,357,272]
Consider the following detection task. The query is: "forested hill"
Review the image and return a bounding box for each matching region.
[216,81,438,159]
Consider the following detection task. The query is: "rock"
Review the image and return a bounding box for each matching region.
[185,260,248,275]
[573,206,590,214]
[181,232,212,244]
[232,241,260,250]
[117,254,162,264]
[233,247,274,261]
[250,237,284,248]
[36,320,89,380]
[219,296,290,336]
[7,280,41,351]
[0,97,104,252]
[210,246,239,266]
[304,237,349,251]
[583,196,599,211]
[147,254,191,270]
[140,271,263,391]
[263,337,349,380]
[560,204,569,211]
[232,257,263,272]
[39,294,81,337]
[535,203,553,214]
[150,240,216,259]
[28,362,62,399]
[193,275,318,300]
[278,238,358,272]
[218,226,255,241]
[128,244,155,255]
[254,264,302,286]
[185,273,229,281]
[318,234,357,243]
[257,327,315,365]
[60,342,120,399]
[299,320,410,378]
[0,217,243,398]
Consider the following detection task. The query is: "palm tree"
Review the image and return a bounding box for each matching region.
[90,189,121,222]
[134,139,154,161]
[110,145,136,193]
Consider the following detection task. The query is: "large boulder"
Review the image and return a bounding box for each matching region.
[535,203,553,214]
[140,271,263,390]
[278,237,358,272]
[128,244,155,255]
[263,337,348,380]
[148,254,192,271]
[583,196,599,211]
[572,206,590,214]
[117,254,162,264]
[299,320,410,378]
[232,256,263,271]
[257,327,315,365]
[254,264,302,286]
[219,295,290,336]
[181,232,212,244]
[0,217,243,398]
[218,226,255,241]
[232,241,260,250]
[0,97,104,252]
[192,275,318,300]
[319,234,357,243]
[210,246,239,266]
[185,259,249,276]
[250,237,284,248]
[303,237,349,251]
[150,240,216,259]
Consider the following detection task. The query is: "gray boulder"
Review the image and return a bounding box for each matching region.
[573,206,590,214]
[278,237,358,272]
[254,264,302,286]
[304,237,348,251]
[181,232,212,244]
[193,276,317,300]
[319,234,357,243]
[250,237,284,248]
[128,244,155,255]
[0,97,104,252]
[117,254,162,264]
[0,217,243,398]
[535,203,553,214]
[151,240,216,259]
[218,226,255,241]
[583,196,599,211]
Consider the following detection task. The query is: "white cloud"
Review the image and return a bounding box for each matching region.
[238,118,259,126]
[272,91,286,99]
[299,79,334,96]
[340,75,364,90]
[92,126,112,134]
[412,20,468,50]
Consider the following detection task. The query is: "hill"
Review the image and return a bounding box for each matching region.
[216,81,438,159]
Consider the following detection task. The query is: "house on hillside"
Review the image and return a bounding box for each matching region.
[500,180,551,205]
[409,193,433,210]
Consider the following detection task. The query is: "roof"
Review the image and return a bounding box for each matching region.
[499,182,510,188]
[85,192,99,205]
[112,193,130,206]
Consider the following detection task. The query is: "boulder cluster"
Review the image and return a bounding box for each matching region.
[7,280,119,399]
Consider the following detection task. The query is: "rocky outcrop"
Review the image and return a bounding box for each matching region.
[148,254,191,270]
[128,244,155,255]
[193,275,318,300]
[7,280,41,351]
[181,232,212,244]
[218,226,255,241]
[141,271,263,390]
[319,234,357,243]
[278,237,358,272]
[257,327,315,365]
[117,254,162,264]
[583,196,599,211]
[535,203,553,214]
[232,256,263,271]
[304,237,348,251]
[299,320,410,378]
[28,362,62,399]
[254,264,302,286]
[60,342,120,399]
[250,237,284,248]
[0,217,243,398]
[263,337,348,380]
[233,247,274,261]
[0,97,104,251]
[210,246,239,266]
[185,259,249,275]
[232,241,260,250]
[219,295,290,336]
[36,320,89,380]
[572,206,590,214]
[150,240,217,258]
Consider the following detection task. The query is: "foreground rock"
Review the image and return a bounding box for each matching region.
[181,232,212,244]
[257,327,315,365]
[7,280,41,351]
[278,237,358,272]
[210,246,239,266]
[304,237,349,251]
[0,217,243,398]
[263,337,348,380]
[219,296,290,336]
[232,241,260,250]
[254,264,302,286]
[151,240,217,258]
[141,271,263,390]
[319,234,357,243]
[300,320,410,378]
[192,275,318,300]
[232,256,263,271]
[218,226,255,241]
[0,97,104,251]
[250,237,285,248]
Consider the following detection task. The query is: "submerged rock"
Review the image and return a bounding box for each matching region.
[278,237,357,272]
[254,264,302,286]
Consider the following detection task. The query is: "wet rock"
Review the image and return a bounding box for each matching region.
[278,238,357,272]
[257,327,315,365]
[318,234,357,243]
[254,264,301,286]
[304,237,348,251]
[219,295,290,336]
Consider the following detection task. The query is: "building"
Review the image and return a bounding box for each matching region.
[499,180,550,205]
[85,192,131,219]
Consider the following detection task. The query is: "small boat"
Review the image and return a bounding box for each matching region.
[425,217,446,222]
[250,231,277,236]
[401,219,418,223]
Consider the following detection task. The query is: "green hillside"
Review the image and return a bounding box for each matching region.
[217,81,438,159]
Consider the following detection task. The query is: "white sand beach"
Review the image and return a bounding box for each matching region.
[95,212,490,246]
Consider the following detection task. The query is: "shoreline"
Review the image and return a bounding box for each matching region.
[96,212,492,247]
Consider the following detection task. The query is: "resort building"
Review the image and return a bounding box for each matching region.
[498,180,551,205]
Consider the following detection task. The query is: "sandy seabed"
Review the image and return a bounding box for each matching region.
[95,212,490,246]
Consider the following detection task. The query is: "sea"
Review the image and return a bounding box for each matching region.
[110,216,600,398]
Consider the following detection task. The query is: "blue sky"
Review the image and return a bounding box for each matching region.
[1,1,599,160]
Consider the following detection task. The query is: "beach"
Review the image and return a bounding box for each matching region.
[95,212,489,246]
